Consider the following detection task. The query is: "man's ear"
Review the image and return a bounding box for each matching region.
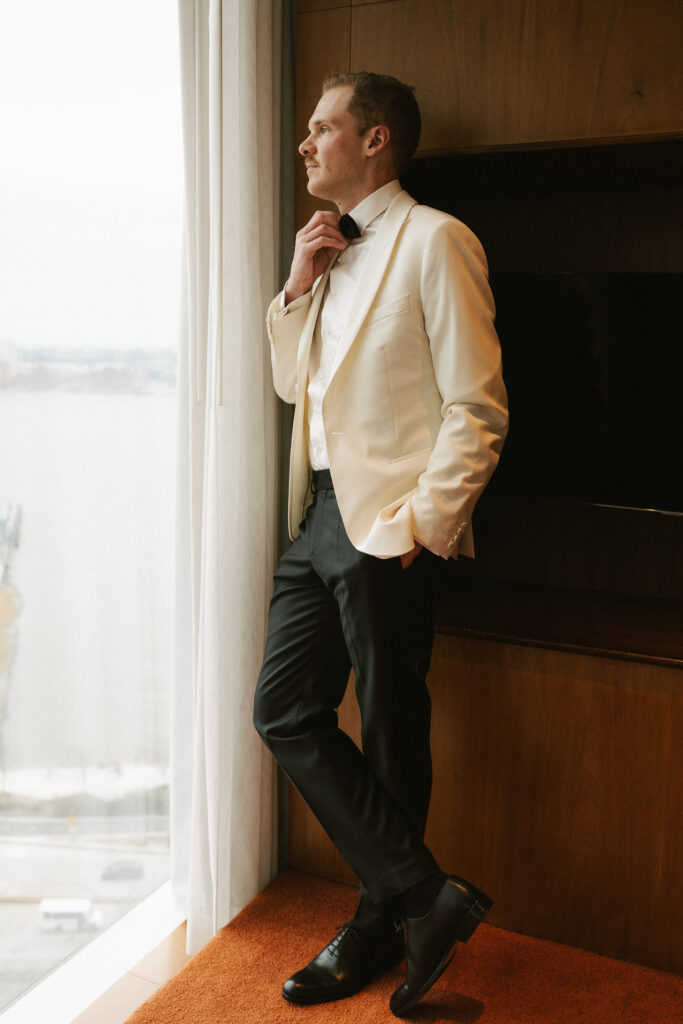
[365,125,391,157]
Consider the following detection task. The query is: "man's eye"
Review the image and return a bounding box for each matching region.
[319,126,328,134]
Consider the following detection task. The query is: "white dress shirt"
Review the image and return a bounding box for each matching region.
[306,180,403,469]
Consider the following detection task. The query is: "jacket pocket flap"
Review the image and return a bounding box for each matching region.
[366,293,411,325]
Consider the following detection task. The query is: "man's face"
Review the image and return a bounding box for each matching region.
[299,85,368,208]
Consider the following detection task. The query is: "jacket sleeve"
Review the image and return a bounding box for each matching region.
[409,219,508,558]
[266,290,312,404]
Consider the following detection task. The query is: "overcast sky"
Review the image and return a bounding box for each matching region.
[0,0,184,351]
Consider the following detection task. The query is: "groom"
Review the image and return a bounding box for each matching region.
[253,71,507,1017]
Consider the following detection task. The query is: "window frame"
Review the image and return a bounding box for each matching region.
[0,882,184,1024]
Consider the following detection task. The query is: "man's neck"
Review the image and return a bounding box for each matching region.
[335,174,396,215]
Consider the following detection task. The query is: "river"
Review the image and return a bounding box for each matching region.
[0,390,175,775]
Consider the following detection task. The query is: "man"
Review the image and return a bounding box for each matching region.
[253,71,508,1017]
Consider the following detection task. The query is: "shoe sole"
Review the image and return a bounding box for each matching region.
[391,891,492,1018]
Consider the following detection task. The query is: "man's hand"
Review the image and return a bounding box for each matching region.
[284,211,348,304]
[400,542,423,570]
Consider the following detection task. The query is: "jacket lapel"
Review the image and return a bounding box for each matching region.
[329,190,416,380]
[295,257,336,385]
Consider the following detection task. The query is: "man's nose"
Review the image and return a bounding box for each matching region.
[299,134,314,157]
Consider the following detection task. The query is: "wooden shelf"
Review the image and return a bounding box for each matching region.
[436,576,683,668]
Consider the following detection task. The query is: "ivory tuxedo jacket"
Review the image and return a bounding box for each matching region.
[266,189,508,560]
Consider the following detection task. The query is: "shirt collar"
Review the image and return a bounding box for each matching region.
[347,179,402,235]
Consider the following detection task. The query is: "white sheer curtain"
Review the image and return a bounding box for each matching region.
[171,0,284,954]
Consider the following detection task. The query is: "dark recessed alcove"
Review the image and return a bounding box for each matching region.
[405,139,683,199]
[404,138,683,274]
[405,140,683,663]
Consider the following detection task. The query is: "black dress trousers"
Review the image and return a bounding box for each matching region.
[253,470,441,904]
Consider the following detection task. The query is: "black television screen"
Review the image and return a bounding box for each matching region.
[487,273,683,516]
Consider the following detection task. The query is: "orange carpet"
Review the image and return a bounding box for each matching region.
[125,870,683,1023]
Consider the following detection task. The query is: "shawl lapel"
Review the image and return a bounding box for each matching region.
[329,190,416,381]
[295,259,334,386]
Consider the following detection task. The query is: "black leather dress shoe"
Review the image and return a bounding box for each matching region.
[389,876,492,1017]
[282,922,404,1005]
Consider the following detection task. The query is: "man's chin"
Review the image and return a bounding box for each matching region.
[306,180,325,199]
[306,172,330,200]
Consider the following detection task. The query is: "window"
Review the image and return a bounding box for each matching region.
[0,1,182,1011]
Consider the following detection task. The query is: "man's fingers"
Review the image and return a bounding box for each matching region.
[297,222,346,251]
[285,210,347,301]
[290,225,347,284]
[301,209,345,232]
[297,211,346,245]
[302,227,346,249]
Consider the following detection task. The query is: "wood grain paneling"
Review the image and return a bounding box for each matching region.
[346,0,683,150]
[296,8,351,151]
[299,1,350,11]
[426,638,683,974]
[288,636,683,973]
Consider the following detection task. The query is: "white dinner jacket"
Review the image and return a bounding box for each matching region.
[266,189,508,560]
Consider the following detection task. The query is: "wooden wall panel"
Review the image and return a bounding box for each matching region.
[295,1,683,151]
[347,0,683,150]
[295,8,351,152]
[424,638,683,974]
[288,0,683,977]
[288,635,683,973]
[299,0,348,11]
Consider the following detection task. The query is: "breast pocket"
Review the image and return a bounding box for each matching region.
[366,293,411,326]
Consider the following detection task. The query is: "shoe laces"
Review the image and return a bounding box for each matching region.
[328,923,364,959]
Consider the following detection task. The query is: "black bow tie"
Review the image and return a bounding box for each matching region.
[339,213,361,240]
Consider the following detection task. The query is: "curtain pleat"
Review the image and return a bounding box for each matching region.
[171,0,284,955]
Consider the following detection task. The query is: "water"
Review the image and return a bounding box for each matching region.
[0,389,175,1010]
[0,390,175,774]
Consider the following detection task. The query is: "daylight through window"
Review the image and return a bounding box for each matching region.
[0,1,183,1010]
